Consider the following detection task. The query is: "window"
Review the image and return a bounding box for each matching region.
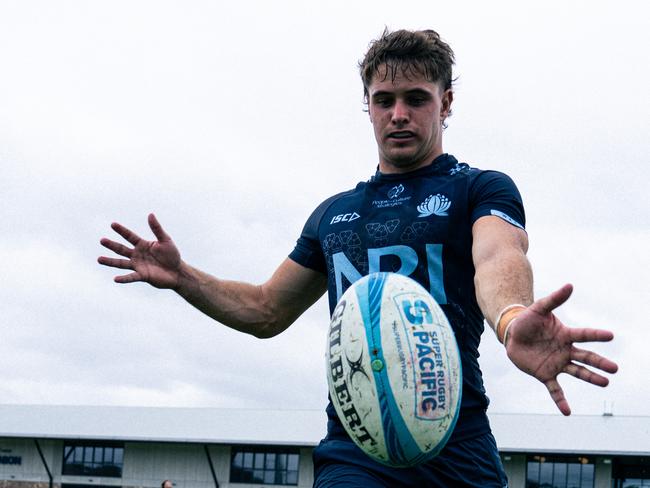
[62,442,124,477]
[62,485,121,488]
[526,455,594,488]
[613,456,650,488]
[615,481,650,488]
[230,446,299,485]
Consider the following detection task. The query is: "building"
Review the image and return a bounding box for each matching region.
[0,405,647,488]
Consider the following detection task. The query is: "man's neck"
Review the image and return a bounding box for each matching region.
[378,150,444,175]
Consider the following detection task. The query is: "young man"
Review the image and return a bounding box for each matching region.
[99,29,617,487]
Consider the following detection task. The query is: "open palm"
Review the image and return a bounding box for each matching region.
[98,213,182,289]
[505,284,618,415]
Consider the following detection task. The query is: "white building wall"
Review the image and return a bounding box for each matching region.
[207,445,230,487]
[297,447,314,488]
[120,443,314,488]
[595,457,613,488]
[501,454,526,488]
[122,442,213,488]
[0,438,58,485]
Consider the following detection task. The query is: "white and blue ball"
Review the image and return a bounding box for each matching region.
[326,272,462,468]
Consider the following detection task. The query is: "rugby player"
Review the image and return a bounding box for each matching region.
[99,29,618,487]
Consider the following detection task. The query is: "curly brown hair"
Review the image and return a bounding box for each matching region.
[359,28,455,102]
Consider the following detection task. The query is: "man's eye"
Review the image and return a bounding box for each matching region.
[409,97,427,106]
[375,98,392,107]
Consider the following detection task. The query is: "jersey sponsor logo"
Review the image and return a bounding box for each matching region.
[388,184,405,199]
[417,194,451,218]
[373,185,412,208]
[332,244,447,305]
[330,212,361,225]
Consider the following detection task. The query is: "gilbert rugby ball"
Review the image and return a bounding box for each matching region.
[326,272,462,467]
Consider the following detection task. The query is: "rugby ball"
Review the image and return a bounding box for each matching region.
[326,272,462,467]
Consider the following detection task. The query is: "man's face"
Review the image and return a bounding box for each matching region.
[163,482,172,488]
[367,64,453,174]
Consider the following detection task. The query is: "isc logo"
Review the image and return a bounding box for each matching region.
[330,212,361,225]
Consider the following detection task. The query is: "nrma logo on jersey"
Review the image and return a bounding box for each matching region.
[332,244,447,305]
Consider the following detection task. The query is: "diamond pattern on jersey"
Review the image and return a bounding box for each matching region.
[323,233,342,250]
[339,231,364,265]
[365,219,400,246]
[400,221,430,243]
[323,230,368,277]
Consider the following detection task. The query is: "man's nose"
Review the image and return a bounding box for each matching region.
[391,100,409,125]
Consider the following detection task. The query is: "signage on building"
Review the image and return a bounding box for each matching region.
[0,456,21,465]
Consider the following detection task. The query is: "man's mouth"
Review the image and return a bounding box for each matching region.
[388,131,415,140]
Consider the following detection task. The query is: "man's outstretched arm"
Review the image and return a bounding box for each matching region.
[98,213,328,338]
[472,215,618,415]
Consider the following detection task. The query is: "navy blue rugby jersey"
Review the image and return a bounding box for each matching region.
[289,153,525,443]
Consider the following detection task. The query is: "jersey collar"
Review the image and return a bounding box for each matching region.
[371,154,459,182]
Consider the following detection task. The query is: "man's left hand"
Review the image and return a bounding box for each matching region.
[505,283,618,416]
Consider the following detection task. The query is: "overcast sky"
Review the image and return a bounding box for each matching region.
[1,0,648,425]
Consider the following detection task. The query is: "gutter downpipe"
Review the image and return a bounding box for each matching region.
[34,439,53,488]
[204,444,220,488]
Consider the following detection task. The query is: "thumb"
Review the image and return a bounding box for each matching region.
[530,283,573,316]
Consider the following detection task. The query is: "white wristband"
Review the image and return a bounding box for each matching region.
[493,303,527,344]
[502,318,519,347]
[492,303,526,332]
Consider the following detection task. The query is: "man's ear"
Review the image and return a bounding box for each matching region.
[441,89,454,119]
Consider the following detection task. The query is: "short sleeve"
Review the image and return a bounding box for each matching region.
[289,233,326,274]
[288,194,342,274]
[468,170,526,230]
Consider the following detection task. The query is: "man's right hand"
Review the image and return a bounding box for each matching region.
[98,213,327,338]
[98,213,182,289]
